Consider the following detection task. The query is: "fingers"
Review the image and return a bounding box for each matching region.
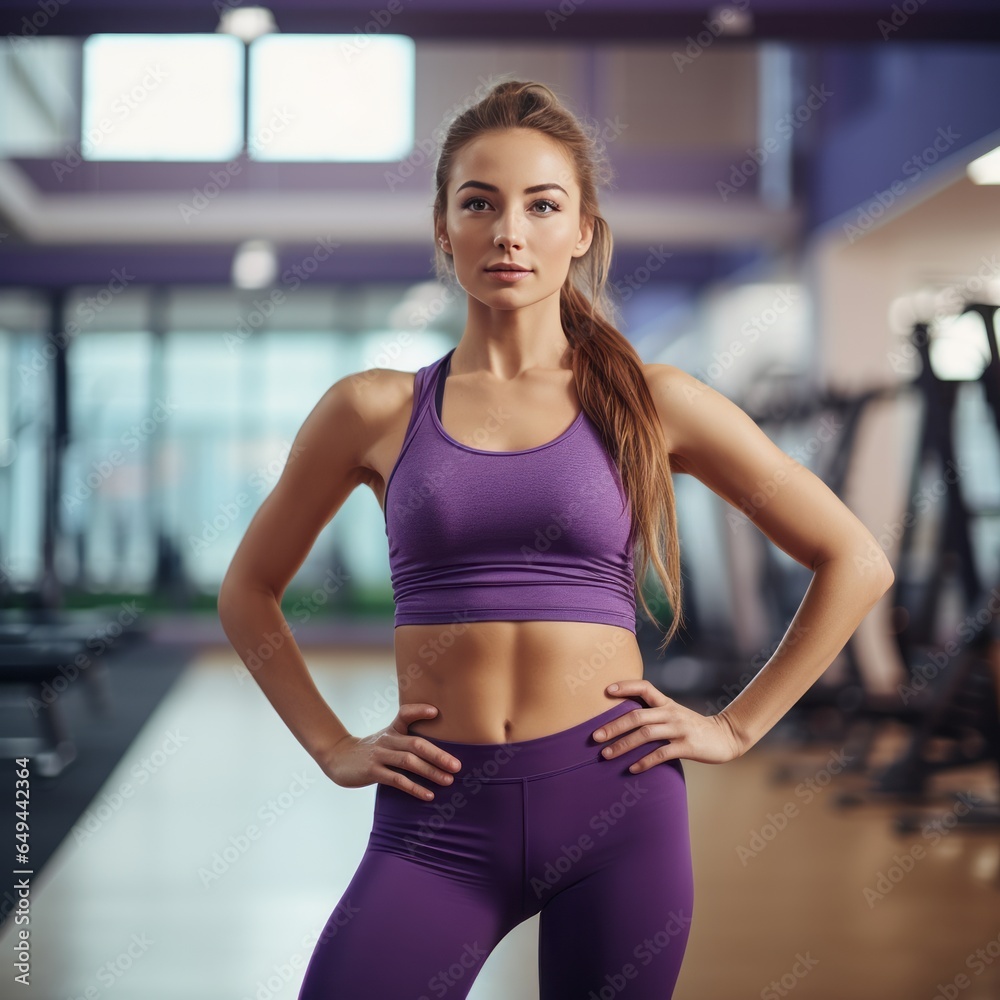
[408,736,462,777]
[378,735,463,802]
[395,702,440,731]
[593,707,644,743]
[383,767,438,801]
[592,679,671,743]
[627,745,679,774]
[596,720,655,757]
[383,752,453,802]
[606,678,668,707]
[393,705,462,774]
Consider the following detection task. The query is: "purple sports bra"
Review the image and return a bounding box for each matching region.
[383,348,637,633]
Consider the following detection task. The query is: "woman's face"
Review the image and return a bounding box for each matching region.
[437,128,593,308]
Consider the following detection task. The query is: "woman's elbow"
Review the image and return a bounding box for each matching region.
[814,539,894,597]
[852,542,895,599]
[217,577,241,625]
[218,573,264,624]
[220,570,281,610]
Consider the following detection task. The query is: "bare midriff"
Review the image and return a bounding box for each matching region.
[395,619,644,744]
[370,365,643,744]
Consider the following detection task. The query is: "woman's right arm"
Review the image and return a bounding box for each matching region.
[216,370,377,772]
[217,368,463,801]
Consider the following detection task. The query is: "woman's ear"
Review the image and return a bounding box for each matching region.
[574,216,595,257]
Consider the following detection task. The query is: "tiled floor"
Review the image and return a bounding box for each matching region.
[2,648,998,999]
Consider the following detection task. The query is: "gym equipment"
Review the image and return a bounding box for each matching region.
[749,305,1000,829]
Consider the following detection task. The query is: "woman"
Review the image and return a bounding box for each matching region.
[218,79,894,999]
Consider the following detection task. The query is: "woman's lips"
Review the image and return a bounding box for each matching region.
[485,269,533,282]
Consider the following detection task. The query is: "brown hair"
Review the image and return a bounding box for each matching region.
[430,77,684,653]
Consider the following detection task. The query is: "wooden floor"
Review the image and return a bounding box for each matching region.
[2,648,998,1000]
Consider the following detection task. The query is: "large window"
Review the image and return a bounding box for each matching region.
[249,34,415,161]
[0,284,462,616]
[79,32,415,162]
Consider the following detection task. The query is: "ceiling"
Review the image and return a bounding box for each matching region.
[0,4,997,292]
[0,0,998,41]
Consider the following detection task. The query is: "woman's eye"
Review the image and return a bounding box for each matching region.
[460,197,560,213]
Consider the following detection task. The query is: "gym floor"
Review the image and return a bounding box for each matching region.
[2,646,996,1000]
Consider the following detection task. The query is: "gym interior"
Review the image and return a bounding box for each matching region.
[1,2,999,998]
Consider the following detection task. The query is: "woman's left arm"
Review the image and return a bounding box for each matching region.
[594,363,895,769]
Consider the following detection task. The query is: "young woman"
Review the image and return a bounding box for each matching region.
[218,79,894,999]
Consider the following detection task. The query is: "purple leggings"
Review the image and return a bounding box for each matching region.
[297,696,694,999]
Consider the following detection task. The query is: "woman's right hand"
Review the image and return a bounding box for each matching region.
[321,704,463,801]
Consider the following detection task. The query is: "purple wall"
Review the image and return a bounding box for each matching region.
[805,44,1000,231]
[0,0,998,40]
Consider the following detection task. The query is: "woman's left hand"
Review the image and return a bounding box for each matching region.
[593,679,745,770]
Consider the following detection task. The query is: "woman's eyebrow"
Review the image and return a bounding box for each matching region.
[455,180,568,196]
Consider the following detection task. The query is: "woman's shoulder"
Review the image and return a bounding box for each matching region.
[322,363,419,430]
[639,362,732,462]
[641,361,720,403]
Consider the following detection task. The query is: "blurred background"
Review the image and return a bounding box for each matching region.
[1,1,999,998]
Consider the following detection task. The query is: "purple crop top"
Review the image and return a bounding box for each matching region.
[383,348,637,633]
